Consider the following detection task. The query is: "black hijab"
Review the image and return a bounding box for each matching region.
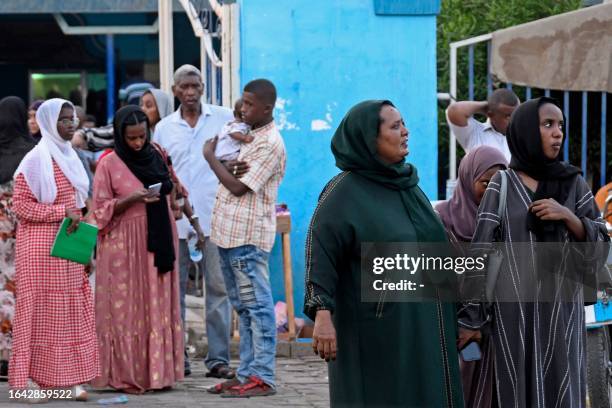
[113,105,175,273]
[0,97,36,184]
[507,97,581,241]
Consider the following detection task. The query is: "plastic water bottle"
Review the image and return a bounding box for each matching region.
[187,232,203,263]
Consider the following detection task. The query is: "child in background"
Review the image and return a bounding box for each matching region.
[214,99,253,161]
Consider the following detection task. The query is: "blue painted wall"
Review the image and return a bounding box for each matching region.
[238,0,439,318]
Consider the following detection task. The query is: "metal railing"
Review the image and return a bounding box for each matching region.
[179,0,223,106]
[159,0,238,107]
[448,34,609,189]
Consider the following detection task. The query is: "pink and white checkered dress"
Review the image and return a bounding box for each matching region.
[8,163,99,388]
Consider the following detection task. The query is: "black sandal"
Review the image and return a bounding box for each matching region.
[205,364,236,379]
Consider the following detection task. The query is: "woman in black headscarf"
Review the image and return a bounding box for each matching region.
[91,106,183,393]
[463,97,609,407]
[0,97,35,184]
[0,96,35,377]
[304,100,463,407]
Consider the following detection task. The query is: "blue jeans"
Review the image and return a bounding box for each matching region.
[179,238,232,370]
[218,245,277,387]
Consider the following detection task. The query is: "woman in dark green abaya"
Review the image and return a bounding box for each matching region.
[304,100,463,408]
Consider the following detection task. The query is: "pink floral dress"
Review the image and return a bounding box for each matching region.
[91,152,183,393]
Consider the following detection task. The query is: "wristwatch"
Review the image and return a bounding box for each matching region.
[189,215,199,223]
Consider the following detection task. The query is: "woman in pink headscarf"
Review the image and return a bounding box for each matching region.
[435,145,507,408]
[436,146,508,245]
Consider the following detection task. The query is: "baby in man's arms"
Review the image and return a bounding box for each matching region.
[214,98,253,161]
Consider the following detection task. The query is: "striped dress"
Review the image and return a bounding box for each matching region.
[443,227,495,408]
[464,169,609,408]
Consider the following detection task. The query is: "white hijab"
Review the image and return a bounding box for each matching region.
[14,98,89,208]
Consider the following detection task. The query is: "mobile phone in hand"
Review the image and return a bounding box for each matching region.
[460,342,482,362]
[148,182,162,194]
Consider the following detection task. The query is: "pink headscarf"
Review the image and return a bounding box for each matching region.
[436,146,508,241]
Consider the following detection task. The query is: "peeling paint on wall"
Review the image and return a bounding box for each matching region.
[239,0,439,316]
[311,119,331,131]
[310,102,337,131]
[275,97,300,131]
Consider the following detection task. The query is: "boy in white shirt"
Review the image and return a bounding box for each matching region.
[446,88,519,162]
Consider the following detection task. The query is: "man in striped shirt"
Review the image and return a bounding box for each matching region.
[446,88,519,162]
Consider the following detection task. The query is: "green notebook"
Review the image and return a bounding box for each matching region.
[50,218,98,264]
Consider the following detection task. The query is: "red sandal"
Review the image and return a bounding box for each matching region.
[207,378,241,394]
[220,376,276,398]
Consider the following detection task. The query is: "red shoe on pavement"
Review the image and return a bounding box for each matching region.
[207,378,241,394]
[220,376,276,398]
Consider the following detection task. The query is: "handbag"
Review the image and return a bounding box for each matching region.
[485,170,507,302]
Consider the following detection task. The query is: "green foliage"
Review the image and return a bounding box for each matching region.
[437,0,581,97]
[436,0,583,196]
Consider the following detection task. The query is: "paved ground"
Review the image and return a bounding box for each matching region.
[0,357,329,407]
